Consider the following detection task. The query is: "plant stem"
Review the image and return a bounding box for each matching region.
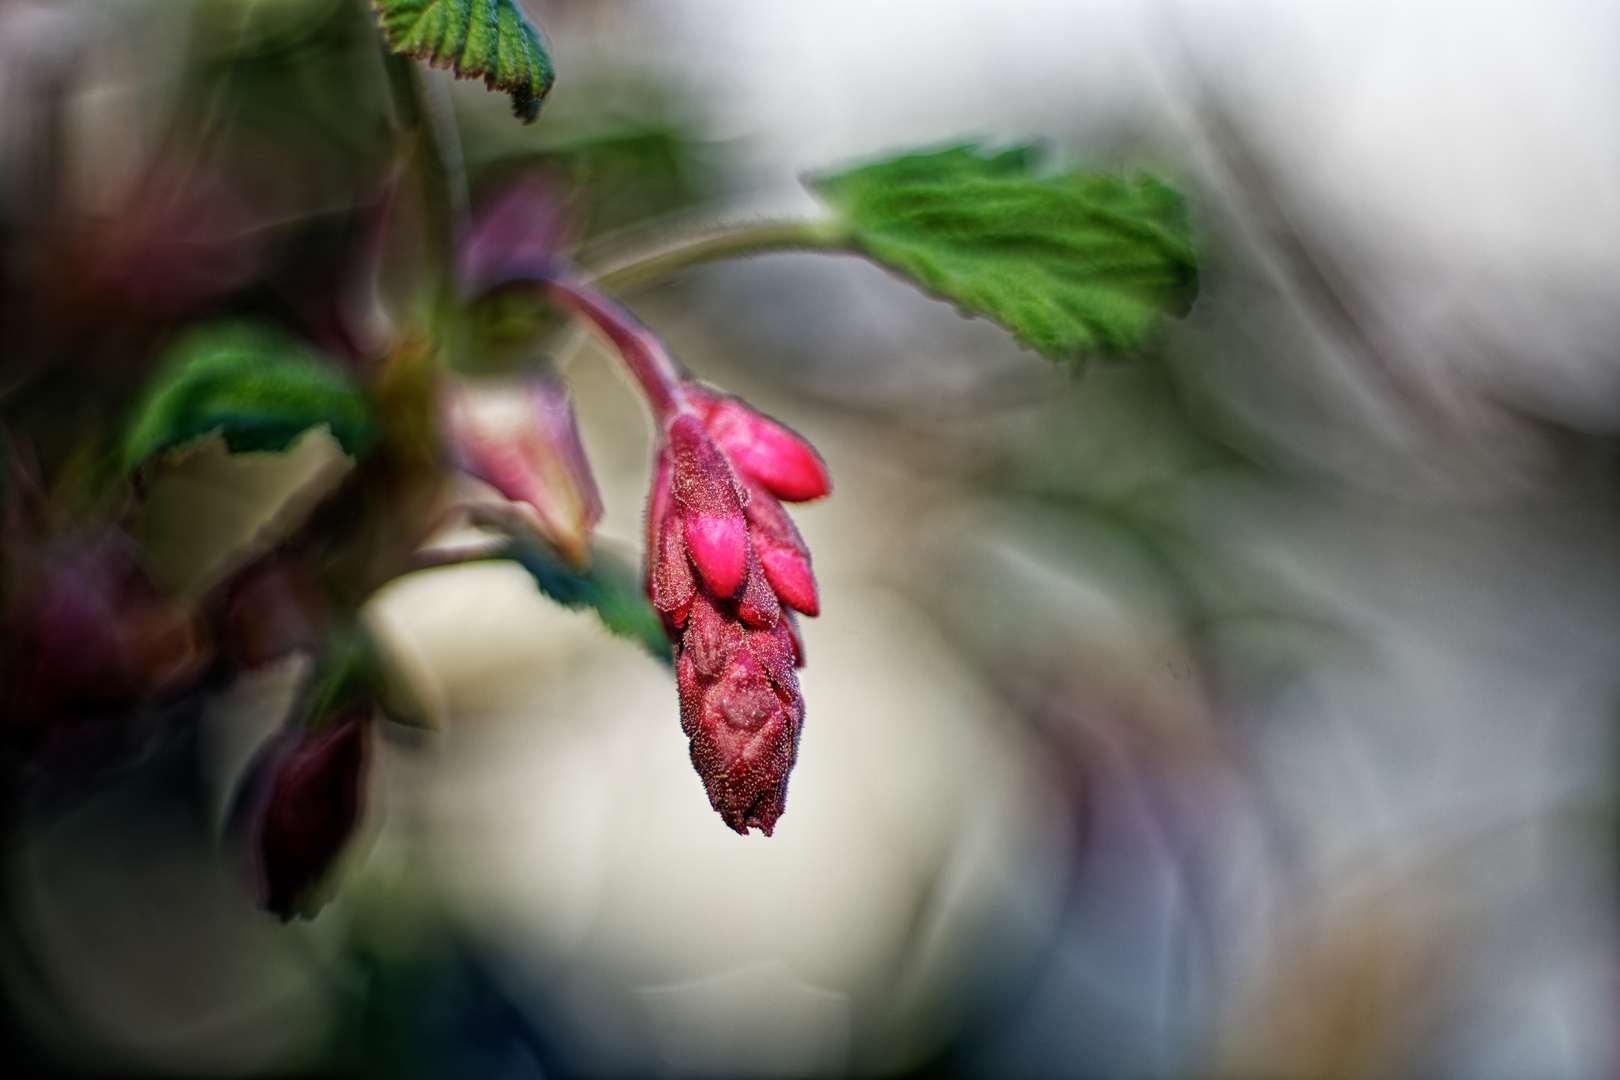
[417,66,470,238]
[543,272,693,422]
[584,218,852,294]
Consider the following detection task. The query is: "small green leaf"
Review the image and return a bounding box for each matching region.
[505,539,672,663]
[373,0,555,123]
[809,143,1198,361]
[125,322,375,474]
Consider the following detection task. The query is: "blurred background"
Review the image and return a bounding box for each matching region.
[4,0,1620,1076]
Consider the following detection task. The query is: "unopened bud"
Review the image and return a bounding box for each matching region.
[255,706,370,921]
[675,593,802,836]
[735,548,782,628]
[692,390,831,503]
[651,504,697,626]
[667,414,749,597]
[742,481,819,617]
[443,375,603,567]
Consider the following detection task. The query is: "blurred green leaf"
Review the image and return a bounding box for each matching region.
[505,539,672,663]
[124,322,376,473]
[547,127,711,239]
[373,0,555,123]
[810,143,1198,361]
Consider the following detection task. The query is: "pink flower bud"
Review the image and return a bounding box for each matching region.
[255,707,371,920]
[691,389,831,503]
[741,481,819,617]
[443,375,603,567]
[667,414,749,597]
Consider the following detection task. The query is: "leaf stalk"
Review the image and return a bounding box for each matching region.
[585,218,852,294]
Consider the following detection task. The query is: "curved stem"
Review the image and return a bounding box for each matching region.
[585,217,852,294]
[542,272,693,422]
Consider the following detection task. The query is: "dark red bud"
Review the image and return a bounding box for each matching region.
[742,483,819,617]
[683,591,742,679]
[782,610,806,669]
[688,649,799,836]
[735,549,782,628]
[645,450,674,558]
[747,620,801,693]
[255,708,370,920]
[650,504,697,624]
[674,593,802,835]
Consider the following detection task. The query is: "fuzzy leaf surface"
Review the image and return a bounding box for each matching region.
[373,0,555,123]
[124,322,375,473]
[810,143,1198,360]
[506,539,672,663]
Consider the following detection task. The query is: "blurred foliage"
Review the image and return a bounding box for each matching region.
[123,321,375,474]
[180,0,396,196]
[505,536,672,663]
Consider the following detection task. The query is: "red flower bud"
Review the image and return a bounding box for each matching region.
[734,548,782,628]
[255,707,371,920]
[691,389,831,503]
[741,480,819,617]
[648,459,698,627]
[667,414,749,597]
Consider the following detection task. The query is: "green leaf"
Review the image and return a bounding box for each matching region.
[373,0,555,123]
[505,538,672,664]
[809,143,1199,361]
[124,322,376,474]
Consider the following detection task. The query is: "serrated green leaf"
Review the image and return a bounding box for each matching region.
[373,0,555,123]
[505,539,672,663]
[809,143,1198,361]
[124,322,376,473]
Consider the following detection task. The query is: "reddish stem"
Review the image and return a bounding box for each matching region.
[544,272,692,423]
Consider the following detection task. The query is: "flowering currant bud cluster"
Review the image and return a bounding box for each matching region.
[462,194,833,832]
[647,387,829,835]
